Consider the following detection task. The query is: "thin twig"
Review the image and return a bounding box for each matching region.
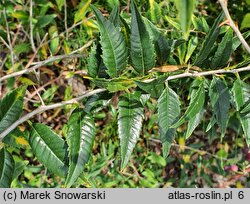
[3,7,14,65]
[29,0,36,52]
[33,85,45,106]
[0,54,85,82]
[0,36,10,49]
[0,88,106,140]
[69,39,94,54]
[24,33,48,70]
[144,65,250,83]
[1,65,250,140]
[218,0,250,54]
[64,0,68,40]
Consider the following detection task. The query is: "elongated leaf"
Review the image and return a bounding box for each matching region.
[232,79,250,145]
[148,0,161,23]
[193,16,209,33]
[174,0,196,39]
[144,18,170,65]
[55,0,64,11]
[3,127,29,149]
[209,77,230,138]
[87,42,99,78]
[185,36,198,63]
[49,25,59,55]
[118,92,144,169]
[232,31,250,52]
[109,4,120,27]
[194,13,224,67]
[172,82,205,128]
[66,110,96,187]
[29,123,68,177]
[130,1,155,75]
[185,79,205,139]
[241,102,250,115]
[185,109,204,139]
[0,86,25,134]
[0,148,15,187]
[91,5,128,77]
[157,86,180,157]
[74,0,91,23]
[211,29,233,68]
[12,160,27,181]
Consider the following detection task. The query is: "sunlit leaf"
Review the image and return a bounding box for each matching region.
[158,86,180,157]
[130,1,155,75]
[232,79,250,145]
[211,28,233,68]
[209,77,231,138]
[118,92,144,169]
[172,81,205,128]
[0,148,15,187]
[0,87,25,134]
[29,123,68,177]
[194,13,224,67]
[91,5,128,77]
[174,0,196,39]
[66,110,96,187]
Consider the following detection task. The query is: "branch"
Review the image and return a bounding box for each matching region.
[1,65,250,141]
[0,53,85,83]
[218,0,250,54]
[0,88,106,140]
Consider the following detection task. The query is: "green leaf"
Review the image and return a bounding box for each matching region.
[241,102,250,115]
[130,1,155,75]
[74,0,91,23]
[211,29,233,68]
[157,86,180,157]
[144,18,170,65]
[66,110,96,187]
[0,148,15,188]
[148,0,161,23]
[232,31,250,51]
[109,4,120,27]
[134,75,168,98]
[232,79,250,145]
[87,42,99,78]
[185,79,205,139]
[209,77,231,138]
[185,36,198,63]
[172,81,205,128]
[36,14,56,28]
[14,43,31,56]
[194,12,224,67]
[84,92,112,113]
[49,25,59,55]
[12,160,28,181]
[185,109,204,139]
[91,5,128,78]
[0,86,25,134]
[174,0,196,39]
[118,92,144,169]
[29,123,68,177]
[107,0,119,9]
[55,0,64,11]
[193,16,209,33]
[3,127,29,149]
[241,13,250,29]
